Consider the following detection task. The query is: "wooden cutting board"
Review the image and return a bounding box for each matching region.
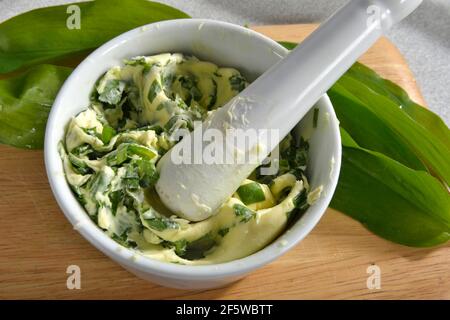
[0,24,448,300]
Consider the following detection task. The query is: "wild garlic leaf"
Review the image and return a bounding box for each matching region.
[0,64,72,148]
[280,41,450,247]
[332,128,450,247]
[346,62,450,150]
[328,82,427,172]
[333,75,450,185]
[0,0,190,73]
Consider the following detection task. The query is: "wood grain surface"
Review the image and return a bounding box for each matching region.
[0,24,448,300]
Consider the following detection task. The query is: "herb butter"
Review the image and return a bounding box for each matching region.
[59,53,320,264]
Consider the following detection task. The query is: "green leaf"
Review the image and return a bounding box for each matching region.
[346,62,450,150]
[0,0,190,73]
[0,64,72,148]
[332,129,450,247]
[277,41,297,50]
[236,182,266,205]
[328,82,427,171]
[333,75,450,185]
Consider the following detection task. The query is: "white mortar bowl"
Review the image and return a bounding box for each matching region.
[45,19,341,289]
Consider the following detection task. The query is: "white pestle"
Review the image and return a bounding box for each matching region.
[155,0,423,221]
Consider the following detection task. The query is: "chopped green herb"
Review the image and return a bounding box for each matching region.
[255,133,309,184]
[179,75,202,102]
[111,229,136,248]
[135,158,159,188]
[98,79,126,105]
[164,114,193,133]
[133,124,164,134]
[218,227,230,237]
[173,239,188,256]
[106,143,157,166]
[101,125,116,144]
[293,190,308,210]
[229,74,246,92]
[182,234,216,260]
[179,75,195,89]
[109,190,124,215]
[142,63,154,75]
[127,144,158,160]
[145,217,179,231]
[175,95,188,110]
[162,72,175,90]
[82,127,99,138]
[233,204,255,222]
[106,144,129,166]
[68,153,91,175]
[71,144,93,157]
[207,79,218,110]
[87,170,112,202]
[124,56,147,66]
[147,79,162,102]
[236,182,266,205]
[123,163,140,190]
